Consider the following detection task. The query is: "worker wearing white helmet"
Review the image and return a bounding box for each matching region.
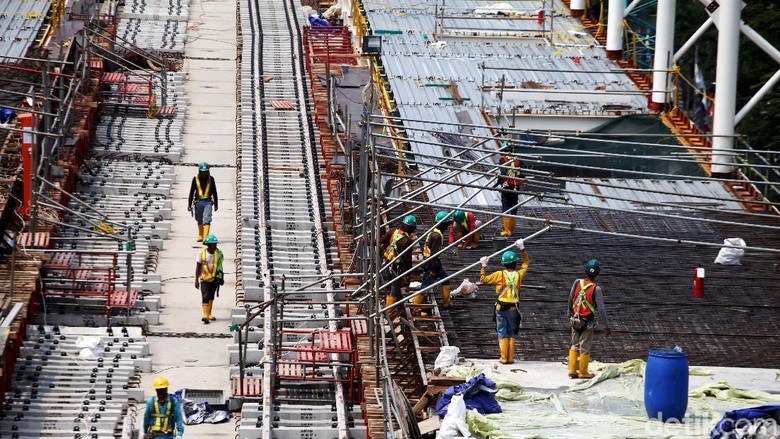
[143,376,184,438]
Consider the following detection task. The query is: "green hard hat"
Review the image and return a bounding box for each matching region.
[585,259,600,276]
[453,210,466,222]
[199,162,210,172]
[435,210,451,223]
[203,234,218,245]
[501,250,518,265]
[402,215,417,227]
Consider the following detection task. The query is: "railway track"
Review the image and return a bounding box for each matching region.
[235,0,363,437]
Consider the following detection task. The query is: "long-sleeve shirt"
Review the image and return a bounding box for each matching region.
[480,249,531,298]
[423,228,444,269]
[187,175,218,208]
[449,212,478,246]
[143,395,184,437]
[567,279,609,328]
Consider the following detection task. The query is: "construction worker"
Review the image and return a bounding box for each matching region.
[567,259,611,379]
[497,141,523,237]
[194,234,223,324]
[479,239,529,364]
[380,215,416,306]
[187,162,218,242]
[418,210,453,308]
[449,210,482,249]
[143,376,184,438]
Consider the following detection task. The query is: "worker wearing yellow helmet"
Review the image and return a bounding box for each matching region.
[143,376,184,438]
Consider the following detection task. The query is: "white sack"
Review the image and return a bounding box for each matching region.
[714,238,746,265]
[434,346,460,369]
[451,279,478,299]
[76,336,101,349]
[437,394,472,438]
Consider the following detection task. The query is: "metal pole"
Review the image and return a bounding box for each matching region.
[650,0,676,109]
[710,0,741,174]
[606,0,625,59]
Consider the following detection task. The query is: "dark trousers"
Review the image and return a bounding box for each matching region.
[421,263,449,289]
[200,280,219,304]
[501,188,519,215]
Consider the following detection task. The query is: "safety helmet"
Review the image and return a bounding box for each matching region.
[435,210,451,224]
[199,162,210,172]
[453,210,466,222]
[585,259,600,276]
[153,376,169,389]
[203,234,218,245]
[501,250,518,265]
[402,215,417,227]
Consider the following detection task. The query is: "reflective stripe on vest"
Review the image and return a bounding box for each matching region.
[200,248,221,282]
[572,279,597,317]
[423,229,443,258]
[383,229,408,263]
[498,270,520,303]
[195,177,211,201]
[150,399,173,433]
[502,156,521,186]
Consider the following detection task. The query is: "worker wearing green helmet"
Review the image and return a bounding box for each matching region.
[195,234,224,324]
[479,238,531,365]
[449,210,482,250]
[380,214,417,306]
[497,140,524,237]
[188,162,219,242]
[567,259,611,379]
[418,211,454,309]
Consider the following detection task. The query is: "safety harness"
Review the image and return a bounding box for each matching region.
[498,270,520,303]
[150,398,174,434]
[572,279,597,317]
[200,248,223,282]
[383,229,408,263]
[195,177,211,201]
[423,229,443,258]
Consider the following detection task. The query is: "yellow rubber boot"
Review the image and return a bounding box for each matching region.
[498,338,507,363]
[197,224,204,242]
[412,293,425,305]
[568,349,579,378]
[207,300,216,320]
[467,231,482,249]
[500,217,513,237]
[203,224,210,239]
[507,338,515,364]
[385,295,397,306]
[578,353,595,379]
[201,305,210,324]
[441,285,452,309]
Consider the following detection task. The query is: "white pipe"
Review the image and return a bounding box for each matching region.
[740,22,780,65]
[650,0,676,109]
[570,0,585,17]
[735,69,780,125]
[711,0,741,174]
[673,17,713,63]
[623,0,643,16]
[606,0,625,59]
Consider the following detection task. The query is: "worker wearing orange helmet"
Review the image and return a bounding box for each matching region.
[479,239,530,364]
[143,376,184,438]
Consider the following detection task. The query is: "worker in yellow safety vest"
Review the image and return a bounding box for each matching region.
[143,376,184,439]
[567,259,611,379]
[418,210,454,308]
[479,239,530,364]
[187,162,219,242]
[379,215,417,306]
[195,234,224,324]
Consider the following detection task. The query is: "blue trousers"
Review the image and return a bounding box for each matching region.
[194,200,213,224]
[420,264,449,289]
[495,308,520,338]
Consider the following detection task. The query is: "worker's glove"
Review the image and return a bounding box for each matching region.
[515,239,524,251]
[480,256,489,267]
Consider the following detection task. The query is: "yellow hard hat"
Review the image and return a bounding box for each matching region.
[153,376,169,389]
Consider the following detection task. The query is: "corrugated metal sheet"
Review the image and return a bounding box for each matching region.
[0,0,49,62]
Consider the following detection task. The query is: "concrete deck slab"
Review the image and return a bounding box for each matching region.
[133,0,239,435]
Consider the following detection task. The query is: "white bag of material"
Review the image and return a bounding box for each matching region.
[79,347,103,359]
[76,336,101,350]
[451,279,478,299]
[437,394,472,439]
[434,346,460,369]
[714,238,746,265]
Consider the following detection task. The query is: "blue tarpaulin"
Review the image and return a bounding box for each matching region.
[0,107,15,124]
[710,404,780,438]
[436,373,502,418]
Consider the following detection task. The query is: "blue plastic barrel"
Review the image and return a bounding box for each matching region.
[644,349,689,422]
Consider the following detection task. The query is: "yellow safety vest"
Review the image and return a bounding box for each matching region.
[383,229,408,263]
[200,248,222,282]
[150,399,173,434]
[195,177,211,201]
[498,270,520,303]
[423,229,443,258]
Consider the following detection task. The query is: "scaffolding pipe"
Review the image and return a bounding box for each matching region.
[606,0,625,59]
